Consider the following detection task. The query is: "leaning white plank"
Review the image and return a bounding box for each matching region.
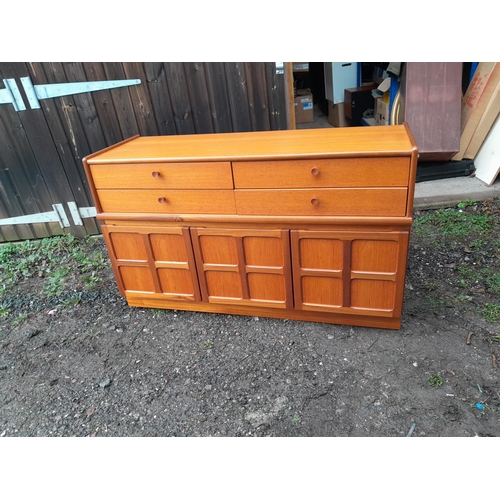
[474,112,500,185]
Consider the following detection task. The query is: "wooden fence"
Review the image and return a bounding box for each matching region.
[0,62,288,242]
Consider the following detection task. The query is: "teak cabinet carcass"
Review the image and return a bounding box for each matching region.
[83,124,418,329]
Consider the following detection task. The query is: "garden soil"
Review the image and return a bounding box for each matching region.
[1,201,499,437]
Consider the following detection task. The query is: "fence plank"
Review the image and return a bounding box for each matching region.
[164,63,196,135]
[102,62,141,139]
[266,62,287,130]
[225,62,252,132]
[143,62,178,136]
[245,62,271,131]
[82,62,125,146]
[184,62,214,134]
[28,62,98,236]
[204,62,233,133]
[122,62,159,137]
[62,62,108,153]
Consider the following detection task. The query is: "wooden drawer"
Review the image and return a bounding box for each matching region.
[234,188,408,217]
[232,157,410,188]
[97,189,237,214]
[90,162,233,189]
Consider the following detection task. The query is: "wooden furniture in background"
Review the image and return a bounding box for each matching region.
[399,62,462,162]
[83,125,418,329]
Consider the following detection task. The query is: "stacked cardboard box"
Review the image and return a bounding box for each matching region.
[294,89,314,124]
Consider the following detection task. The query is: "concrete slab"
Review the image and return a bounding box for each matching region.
[413,176,500,210]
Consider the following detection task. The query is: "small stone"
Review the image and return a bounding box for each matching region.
[25,330,42,339]
[99,379,111,388]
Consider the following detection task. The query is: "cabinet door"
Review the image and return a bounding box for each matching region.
[191,228,293,309]
[102,225,201,302]
[291,230,409,317]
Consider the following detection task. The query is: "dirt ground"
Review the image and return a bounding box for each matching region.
[1,199,499,437]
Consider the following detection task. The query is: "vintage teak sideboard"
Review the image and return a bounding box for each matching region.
[83,124,418,330]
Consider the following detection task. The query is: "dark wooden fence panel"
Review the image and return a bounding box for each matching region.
[0,62,287,242]
[0,62,67,241]
[205,63,233,133]
[225,62,252,132]
[143,63,178,136]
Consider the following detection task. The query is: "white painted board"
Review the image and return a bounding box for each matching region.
[474,112,500,185]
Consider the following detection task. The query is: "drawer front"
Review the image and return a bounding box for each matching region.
[232,157,410,188]
[97,189,237,214]
[90,162,233,189]
[234,188,408,217]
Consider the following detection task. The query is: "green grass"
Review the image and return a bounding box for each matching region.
[413,208,493,238]
[427,297,445,309]
[457,199,477,210]
[423,282,439,291]
[486,274,500,294]
[0,234,109,312]
[480,304,500,322]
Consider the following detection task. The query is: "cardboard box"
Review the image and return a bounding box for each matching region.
[375,94,390,125]
[463,76,500,159]
[294,89,314,124]
[453,62,500,160]
[327,100,347,127]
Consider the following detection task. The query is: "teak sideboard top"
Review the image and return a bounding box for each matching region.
[85,125,417,164]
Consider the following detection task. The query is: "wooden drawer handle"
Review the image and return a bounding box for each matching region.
[311,197,319,206]
[311,167,320,176]
[152,171,161,178]
[158,197,167,204]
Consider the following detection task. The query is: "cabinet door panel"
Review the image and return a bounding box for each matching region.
[301,276,343,307]
[351,239,399,273]
[351,280,396,311]
[191,228,293,309]
[291,230,408,317]
[102,225,200,302]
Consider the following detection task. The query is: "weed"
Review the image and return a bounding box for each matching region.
[486,274,500,294]
[470,238,487,250]
[291,413,302,424]
[457,199,477,210]
[43,267,70,297]
[82,271,102,291]
[427,297,445,309]
[455,295,473,302]
[0,305,9,318]
[480,304,500,322]
[423,282,439,291]
[204,340,214,349]
[61,296,81,308]
[428,374,444,388]
[12,314,27,326]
